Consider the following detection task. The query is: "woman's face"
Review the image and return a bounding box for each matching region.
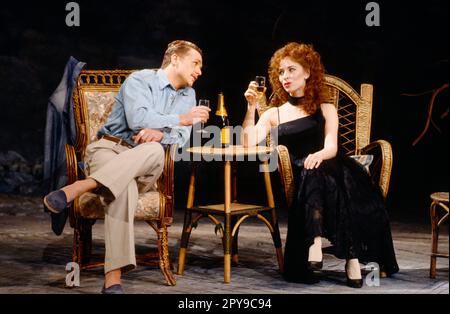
[278,57,310,97]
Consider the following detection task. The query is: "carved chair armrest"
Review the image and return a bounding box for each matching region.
[64,144,79,227]
[360,139,393,199]
[276,144,295,208]
[64,144,79,184]
[157,144,178,225]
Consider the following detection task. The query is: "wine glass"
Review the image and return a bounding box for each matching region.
[255,76,266,93]
[255,76,266,109]
[197,99,210,132]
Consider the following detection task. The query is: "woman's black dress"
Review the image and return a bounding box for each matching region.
[277,105,399,283]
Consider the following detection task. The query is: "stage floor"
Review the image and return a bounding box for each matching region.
[0,194,448,294]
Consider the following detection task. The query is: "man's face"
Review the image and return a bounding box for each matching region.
[176,48,203,87]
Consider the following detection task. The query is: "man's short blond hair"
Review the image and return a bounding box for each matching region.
[161,40,203,68]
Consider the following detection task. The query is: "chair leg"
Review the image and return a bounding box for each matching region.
[269,209,284,273]
[73,225,82,265]
[178,162,197,276]
[82,220,93,265]
[231,216,239,266]
[177,210,193,275]
[430,202,438,279]
[73,218,93,267]
[157,223,176,286]
[262,160,284,272]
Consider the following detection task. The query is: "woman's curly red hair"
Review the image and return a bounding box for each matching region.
[268,42,329,114]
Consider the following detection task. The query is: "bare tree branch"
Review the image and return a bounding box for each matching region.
[411,82,449,146]
[401,90,434,97]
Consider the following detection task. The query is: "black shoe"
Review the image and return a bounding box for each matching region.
[307,260,323,271]
[101,284,125,294]
[43,190,69,214]
[346,276,363,288]
[345,262,363,288]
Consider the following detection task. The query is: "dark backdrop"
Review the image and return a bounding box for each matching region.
[0,0,448,222]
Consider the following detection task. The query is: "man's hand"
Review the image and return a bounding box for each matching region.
[179,106,210,126]
[132,128,164,144]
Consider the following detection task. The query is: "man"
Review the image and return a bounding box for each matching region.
[43,40,210,294]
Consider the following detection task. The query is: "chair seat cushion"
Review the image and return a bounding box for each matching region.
[349,154,373,172]
[77,191,161,220]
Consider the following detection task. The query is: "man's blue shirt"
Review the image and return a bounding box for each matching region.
[98,69,195,146]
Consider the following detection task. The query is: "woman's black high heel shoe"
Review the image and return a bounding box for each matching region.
[345,262,363,288]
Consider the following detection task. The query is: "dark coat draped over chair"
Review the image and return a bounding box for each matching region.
[43,56,86,235]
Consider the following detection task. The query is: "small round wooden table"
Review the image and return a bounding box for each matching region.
[177,145,284,283]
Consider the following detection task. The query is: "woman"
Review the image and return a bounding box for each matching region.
[242,42,399,287]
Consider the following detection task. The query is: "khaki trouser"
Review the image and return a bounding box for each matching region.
[85,138,165,274]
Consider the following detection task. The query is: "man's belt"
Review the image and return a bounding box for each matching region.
[101,135,134,149]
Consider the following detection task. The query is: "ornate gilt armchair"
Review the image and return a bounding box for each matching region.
[65,70,177,285]
[259,74,393,208]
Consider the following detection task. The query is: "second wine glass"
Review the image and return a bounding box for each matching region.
[197,99,210,132]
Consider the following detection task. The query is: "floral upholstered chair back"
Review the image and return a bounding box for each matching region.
[84,91,117,144]
[73,70,133,158]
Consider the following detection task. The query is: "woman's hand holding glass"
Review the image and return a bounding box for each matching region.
[244,81,259,108]
[255,76,267,108]
[245,76,266,110]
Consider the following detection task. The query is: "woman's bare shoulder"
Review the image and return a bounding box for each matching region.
[320,102,336,111]
[264,103,289,125]
[320,103,338,122]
